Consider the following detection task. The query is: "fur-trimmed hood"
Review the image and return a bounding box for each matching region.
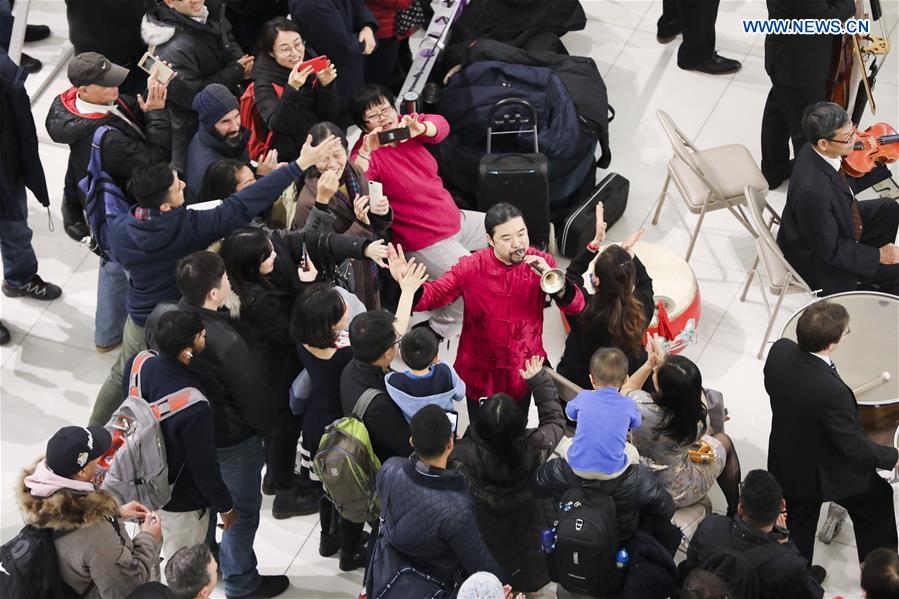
[16,460,120,530]
[140,11,177,47]
[140,0,226,47]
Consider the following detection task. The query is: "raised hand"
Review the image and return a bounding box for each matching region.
[523,254,551,275]
[592,201,607,247]
[358,26,376,55]
[369,191,390,216]
[316,62,338,86]
[316,169,341,204]
[387,243,413,282]
[353,194,371,225]
[399,261,429,293]
[620,227,645,253]
[519,355,546,380]
[256,149,280,177]
[237,54,255,79]
[401,114,428,139]
[361,128,383,155]
[297,253,319,282]
[364,239,389,267]
[297,134,342,171]
[137,75,167,112]
[288,63,314,90]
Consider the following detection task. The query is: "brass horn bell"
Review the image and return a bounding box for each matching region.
[530,263,566,295]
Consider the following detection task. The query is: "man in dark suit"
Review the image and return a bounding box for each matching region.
[777,102,899,296]
[765,300,898,577]
[760,0,858,188]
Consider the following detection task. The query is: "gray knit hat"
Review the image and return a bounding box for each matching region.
[192,83,239,130]
[457,572,505,599]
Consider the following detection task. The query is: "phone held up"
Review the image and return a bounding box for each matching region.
[137,52,176,85]
[377,126,411,146]
[300,241,309,272]
[298,55,330,74]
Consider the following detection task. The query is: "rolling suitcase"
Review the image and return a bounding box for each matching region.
[556,172,629,258]
[477,98,551,249]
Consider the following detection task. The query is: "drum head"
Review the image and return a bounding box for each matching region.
[779,291,899,406]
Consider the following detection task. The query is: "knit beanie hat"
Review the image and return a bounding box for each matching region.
[457,572,505,599]
[192,83,239,131]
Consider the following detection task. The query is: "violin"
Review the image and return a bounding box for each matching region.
[842,122,899,176]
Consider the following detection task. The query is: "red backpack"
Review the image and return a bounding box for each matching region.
[239,82,284,159]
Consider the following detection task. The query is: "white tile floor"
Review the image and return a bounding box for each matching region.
[2,1,899,597]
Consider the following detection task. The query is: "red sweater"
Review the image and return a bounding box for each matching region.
[351,114,461,252]
[365,0,414,39]
[415,247,586,401]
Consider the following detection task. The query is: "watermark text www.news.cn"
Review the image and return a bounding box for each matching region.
[741,18,870,35]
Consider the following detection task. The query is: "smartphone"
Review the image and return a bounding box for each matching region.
[137,51,176,85]
[378,126,412,146]
[368,180,384,203]
[299,242,308,271]
[298,55,330,74]
[446,411,459,433]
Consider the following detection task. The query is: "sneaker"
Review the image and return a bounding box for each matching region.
[272,486,319,519]
[2,275,61,300]
[24,25,51,43]
[96,341,121,353]
[809,565,827,584]
[319,532,340,557]
[0,321,10,346]
[680,52,742,75]
[226,574,290,599]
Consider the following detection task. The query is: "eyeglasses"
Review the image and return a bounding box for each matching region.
[364,106,393,124]
[274,41,304,56]
[828,130,857,144]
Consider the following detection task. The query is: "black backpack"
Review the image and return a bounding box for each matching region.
[0,525,81,599]
[547,486,623,596]
[695,519,788,599]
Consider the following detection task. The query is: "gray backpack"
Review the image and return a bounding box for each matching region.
[98,350,207,510]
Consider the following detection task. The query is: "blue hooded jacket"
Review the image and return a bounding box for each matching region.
[384,362,466,423]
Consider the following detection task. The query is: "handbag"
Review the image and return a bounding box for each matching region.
[688,440,716,465]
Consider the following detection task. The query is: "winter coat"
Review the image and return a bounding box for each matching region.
[185,125,250,201]
[294,164,390,309]
[66,0,154,68]
[375,455,508,586]
[288,0,378,111]
[455,0,586,48]
[533,457,675,543]
[239,229,371,425]
[16,462,162,599]
[251,50,341,162]
[455,38,612,168]
[146,299,269,448]
[46,87,172,195]
[366,0,413,39]
[559,248,654,389]
[340,358,412,462]
[449,368,565,592]
[414,246,585,401]
[109,162,302,326]
[0,54,48,220]
[140,0,244,169]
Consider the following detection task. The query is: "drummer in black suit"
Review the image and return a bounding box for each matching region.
[777,102,899,297]
[760,0,858,188]
[765,300,898,578]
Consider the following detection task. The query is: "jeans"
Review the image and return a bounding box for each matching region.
[0,186,38,287]
[95,259,128,347]
[217,437,265,597]
[89,315,147,426]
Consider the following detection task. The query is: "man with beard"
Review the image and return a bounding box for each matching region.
[387,203,585,420]
[185,83,249,202]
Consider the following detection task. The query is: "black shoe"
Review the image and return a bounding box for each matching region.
[339,549,368,572]
[2,275,62,301]
[226,574,290,599]
[262,472,314,496]
[657,29,679,43]
[272,486,319,519]
[809,565,827,584]
[25,25,51,43]
[0,321,10,346]
[18,53,42,75]
[681,52,741,75]
[319,532,340,557]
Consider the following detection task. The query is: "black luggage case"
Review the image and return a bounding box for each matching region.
[556,172,629,258]
[477,98,551,249]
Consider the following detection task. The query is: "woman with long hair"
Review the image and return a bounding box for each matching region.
[624,346,741,516]
[559,207,653,390]
[449,357,566,593]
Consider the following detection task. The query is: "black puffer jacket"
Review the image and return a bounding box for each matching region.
[251,50,341,162]
[45,87,171,196]
[534,457,675,542]
[375,455,508,587]
[449,369,565,592]
[140,0,244,169]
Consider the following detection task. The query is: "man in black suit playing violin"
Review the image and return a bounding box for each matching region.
[777,102,899,296]
[760,0,859,188]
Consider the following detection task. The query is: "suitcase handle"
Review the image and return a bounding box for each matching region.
[486,98,539,154]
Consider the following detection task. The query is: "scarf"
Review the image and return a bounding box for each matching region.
[190,5,210,24]
[24,460,96,498]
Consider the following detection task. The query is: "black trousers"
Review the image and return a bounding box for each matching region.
[760,82,827,183]
[785,473,897,563]
[365,37,401,91]
[658,0,721,67]
[858,198,899,294]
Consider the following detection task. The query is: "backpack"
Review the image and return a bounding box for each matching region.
[364,522,454,599]
[77,125,131,262]
[239,82,283,160]
[312,389,382,524]
[695,529,787,599]
[0,525,81,599]
[97,350,208,510]
[547,485,623,596]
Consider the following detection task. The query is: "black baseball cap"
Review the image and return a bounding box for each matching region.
[46,426,112,477]
[67,52,129,88]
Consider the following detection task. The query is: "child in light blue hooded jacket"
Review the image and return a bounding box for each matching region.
[384,326,465,423]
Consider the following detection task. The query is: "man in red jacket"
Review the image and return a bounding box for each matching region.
[388,202,585,419]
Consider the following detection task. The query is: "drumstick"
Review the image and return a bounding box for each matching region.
[852,372,891,396]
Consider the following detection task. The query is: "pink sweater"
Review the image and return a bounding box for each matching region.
[351,114,461,252]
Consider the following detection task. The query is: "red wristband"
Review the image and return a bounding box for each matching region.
[586,241,600,252]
